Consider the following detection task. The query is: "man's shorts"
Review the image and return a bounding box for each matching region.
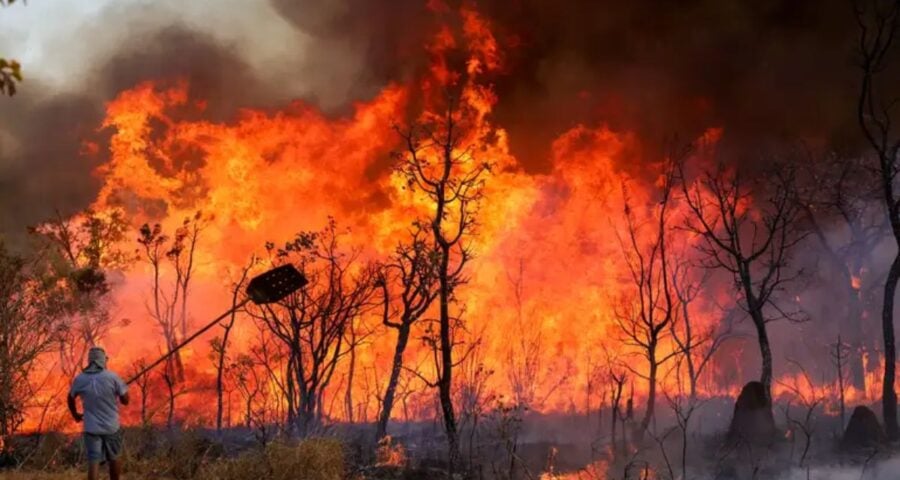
[83,430,123,463]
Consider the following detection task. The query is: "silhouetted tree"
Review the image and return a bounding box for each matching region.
[212,257,256,435]
[394,92,491,468]
[614,156,680,438]
[604,346,628,453]
[854,0,900,439]
[0,243,62,437]
[798,151,885,392]
[680,160,807,403]
[252,220,377,435]
[137,212,206,382]
[831,335,852,430]
[669,259,735,402]
[375,221,440,439]
[33,209,129,378]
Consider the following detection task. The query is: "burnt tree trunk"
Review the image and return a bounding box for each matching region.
[882,255,900,440]
[751,312,773,404]
[742,267,773,404]
[639,352,658,435]
[680,299,698,400]
[215,298,239,434]
[377,325,411,439]
[436,244,462,469]
[345,327,357,423]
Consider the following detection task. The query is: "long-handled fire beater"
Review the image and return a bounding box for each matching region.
[125,264,308,385]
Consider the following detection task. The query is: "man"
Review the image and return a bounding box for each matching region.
[68,347,129,480]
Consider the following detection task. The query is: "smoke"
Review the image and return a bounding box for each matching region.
[0,1,299,247]
[0,0,879,243]
[479,0,864,169]
[0,27,260,246]
[776,458,900,480]
[264,0,869,169]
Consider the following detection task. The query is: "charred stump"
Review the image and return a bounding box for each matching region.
[727,381,776,444]
[840,406,887,451]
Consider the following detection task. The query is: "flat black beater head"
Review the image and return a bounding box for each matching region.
[245,264,308,304]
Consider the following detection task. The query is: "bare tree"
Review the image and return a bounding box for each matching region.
[162,357,178,429]
[247,321,289,428]
[778,360,825,470]
[375,221,440,439]
[798,151,885,392]
[394,92,491,469]
[614,159,680,438]
[343,312,376,423]
[680,159,808,402]
[211,257,256,435]
[503,259,570,416]
[854,0,900,439]
[456,333,494,468]
[137,212,205,382]
[252,220,377,435]
[0,243,61,437]
[664,388,703,480]
[831,335,853,430]
[670,260,736,402]
[232,353,262,429]
[32,209,129,379]
[585,351,609,435]
[128,360,152,426]
[601,343,629,454]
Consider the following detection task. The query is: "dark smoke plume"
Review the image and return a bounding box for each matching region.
[0,0,884,242]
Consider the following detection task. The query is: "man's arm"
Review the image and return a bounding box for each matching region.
[115,374,130,405]
[67,394,82,422]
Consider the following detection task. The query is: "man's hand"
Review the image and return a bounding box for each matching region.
[67,394,82,423]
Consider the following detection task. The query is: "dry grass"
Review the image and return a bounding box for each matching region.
[199,438,345,480]
[2,436,346,480]
[1,471,84,480]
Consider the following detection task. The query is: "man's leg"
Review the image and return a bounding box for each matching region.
[108,458,121,480]
[104,430,124,480]
[87,462,100,480]
[84,434,101,480]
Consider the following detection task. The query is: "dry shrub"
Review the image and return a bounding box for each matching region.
[200,437,345,480]
[122,429,221,479]
[8,432,81,471]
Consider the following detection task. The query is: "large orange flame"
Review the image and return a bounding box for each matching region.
[21,5,878,433]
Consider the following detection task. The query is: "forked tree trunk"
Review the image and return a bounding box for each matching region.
[377,325,411,439]
[639,353,658,436]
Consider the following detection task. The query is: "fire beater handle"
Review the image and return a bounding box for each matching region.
[125,297,251,385]
[123,263,308,385]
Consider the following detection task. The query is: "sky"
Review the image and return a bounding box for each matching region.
[0,0,333,101]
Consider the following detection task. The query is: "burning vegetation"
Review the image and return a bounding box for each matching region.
[7,0,900,479]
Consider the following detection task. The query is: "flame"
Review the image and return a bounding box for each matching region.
[19,5,880,433]
[375,435,408,467]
